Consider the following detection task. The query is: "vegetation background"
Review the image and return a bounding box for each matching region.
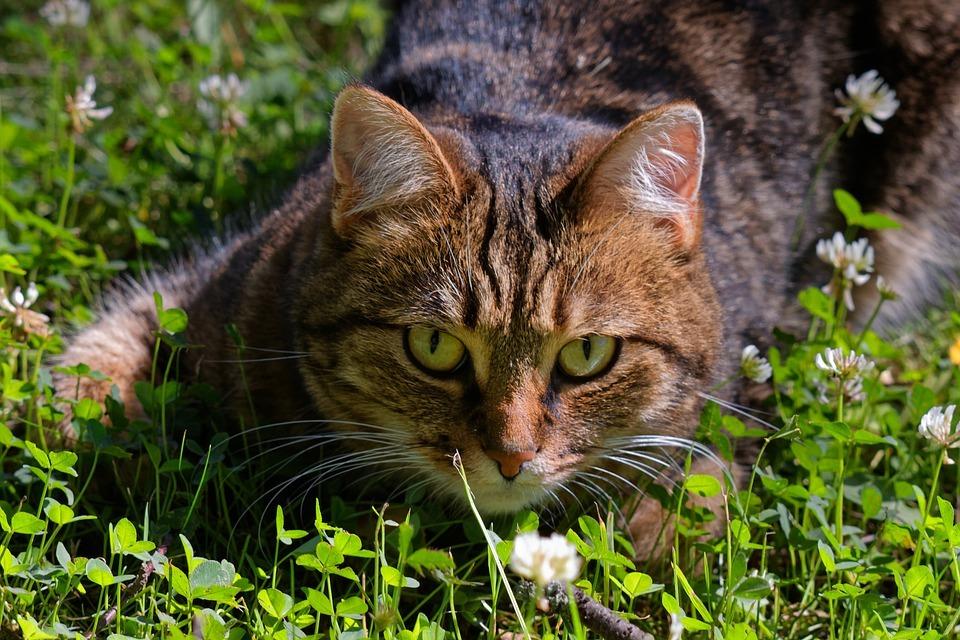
[1,1,958,638]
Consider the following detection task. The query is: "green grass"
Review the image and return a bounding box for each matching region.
[2,2,959,638]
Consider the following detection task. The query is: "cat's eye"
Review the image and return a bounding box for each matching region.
[556,334,619,380]
[405,327,467,374]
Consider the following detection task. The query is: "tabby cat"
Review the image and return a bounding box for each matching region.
[57,0,960,554]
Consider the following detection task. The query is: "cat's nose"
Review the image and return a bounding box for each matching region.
[485,449,537,480]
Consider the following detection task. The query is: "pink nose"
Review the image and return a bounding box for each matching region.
[485,449,537,480]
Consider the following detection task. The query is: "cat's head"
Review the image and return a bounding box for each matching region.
[294,85,722,514]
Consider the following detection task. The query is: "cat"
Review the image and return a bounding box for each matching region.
[55,0,960,556]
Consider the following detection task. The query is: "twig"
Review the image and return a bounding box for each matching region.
[572,587,655,640]
[86,541,168,638]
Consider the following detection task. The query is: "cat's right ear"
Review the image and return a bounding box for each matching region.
[329,85,458,236]
[575,102,705,252]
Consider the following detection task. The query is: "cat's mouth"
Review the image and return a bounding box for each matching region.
[412,443,584,514]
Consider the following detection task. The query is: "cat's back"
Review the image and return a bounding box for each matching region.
[369,0,851,343]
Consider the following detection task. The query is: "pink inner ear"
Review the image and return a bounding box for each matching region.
[656,123,702,202]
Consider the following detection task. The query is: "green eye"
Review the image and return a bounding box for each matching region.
[405,327,467,374]
[557,335,618,380]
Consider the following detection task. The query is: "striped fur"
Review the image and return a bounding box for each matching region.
[58,0,960,552]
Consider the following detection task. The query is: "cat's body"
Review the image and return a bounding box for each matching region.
[58,0,960,551]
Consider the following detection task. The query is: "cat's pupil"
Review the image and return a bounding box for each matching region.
[430,330,440,354]
[582,338,591,361]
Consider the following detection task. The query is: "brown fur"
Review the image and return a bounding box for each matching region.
[56,0,960,553]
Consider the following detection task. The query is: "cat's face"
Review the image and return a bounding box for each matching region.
[294,87,722,513]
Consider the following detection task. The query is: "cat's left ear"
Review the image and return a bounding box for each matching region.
[576,102,705,252]
[329,85,458,236]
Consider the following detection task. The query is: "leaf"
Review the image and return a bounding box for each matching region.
[861,485,883,520]
[16,614,56,640]
[903,566,933,599]
[306,588,333,615]
[48,450,79,476]
[381,565,403,587]
[407,548,455,573]
[0,253,25,275]
[334,530,374,558]
[23,441,50,469]
[833,189,862,222]
[314,541,345,569]
[336,596,368,618]
[168,565,190,599]
[672,563,712,622]
[856,212,901,230]
[44,499,75,526]
[732,576,772,601]
[112,518,138,554]
[257,588,294,618]
[85,558,116,587]
[56,542,72,570]
[74,398,102,421]
[621,572,654,598]
[662,592,681,615]
[798,287,834,322]
[817,540,836,572]
[685,474,722,498]
[189,560,239,602]
[11,512,45,535]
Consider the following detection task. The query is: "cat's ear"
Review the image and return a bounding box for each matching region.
[329,85,457,234]
[577,102,705,251]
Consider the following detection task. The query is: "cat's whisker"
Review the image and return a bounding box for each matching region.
[571,472,615,506]
[696,391,777,430]
[229,432,403,481]
[608,435,734,484]
[596,445,679,473]
[552,481,585,513]
[569,478,610,509]
[587,464,642,492]
[237,346,309,355]
[218,417,407,446]
[206,354,309,363]
[601,455,672,487]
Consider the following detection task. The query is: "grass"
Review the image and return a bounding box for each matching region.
[2,2,959,638]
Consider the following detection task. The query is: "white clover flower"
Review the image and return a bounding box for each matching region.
[918,405,959,464]
[740,345,772,384]
[40,0,89,27]
[509,532,581,587]
[816,232,875,310]
[198,73,249,136]
[815,347,874,381]
[668,613,684,640]
[66,76,112,134]
[834,70,900,135]
[876,276,897,301]
[0,283,50,338]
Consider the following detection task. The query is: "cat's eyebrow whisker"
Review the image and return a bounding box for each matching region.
[696,391,778,430]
